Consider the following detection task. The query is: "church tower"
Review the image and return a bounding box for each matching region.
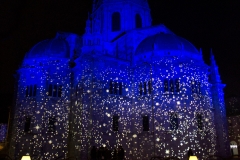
[90,0,152,42]
[209,51,230,157]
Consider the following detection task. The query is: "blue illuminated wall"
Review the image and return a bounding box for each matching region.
[9,0,230,160]
[0,124,7,143]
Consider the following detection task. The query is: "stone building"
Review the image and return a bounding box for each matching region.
[9,0,230,159]
[226,96,240,156]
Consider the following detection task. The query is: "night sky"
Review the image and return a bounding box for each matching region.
[0,1,240,122]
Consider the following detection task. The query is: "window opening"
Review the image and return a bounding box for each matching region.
[109,81,113,94]
[25,86,29,97]
[58,85,62,98]
[170,80,174,92]
[148,80,152,94]
[53,85,57,97]
[24,117,31,132]
[170,112,178,130]
[48,84,62,97]
[113,115,119,131]
[164,79,180,93]
[139,82,143,96]
[114,82,118,95]
[48,84,53,96]
[197,82,201,94]
[33,85,37,96]
[196,113,203,130]
[25,85,37,97]
[143,115,149,131]
[191,81,196,93]
[135,14,142,28]
[119,82,122,95]
[48,117,56,132]
[29,85,33,97]
[139,80,153,96]
[144,82,147,95]
[109,81,123,95]
[191,80,201,94]
[112,12,121,31]
[164,79,168,92]
[175,79,180,92]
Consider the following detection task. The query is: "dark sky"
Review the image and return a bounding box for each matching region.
[0,1,240,122]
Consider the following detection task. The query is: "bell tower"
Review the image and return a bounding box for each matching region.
[90,0,152,42]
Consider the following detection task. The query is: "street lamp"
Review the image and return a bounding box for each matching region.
[189,156,198,160]
[21,155,31,160]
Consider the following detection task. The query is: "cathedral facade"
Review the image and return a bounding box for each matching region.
[9,0,230,159]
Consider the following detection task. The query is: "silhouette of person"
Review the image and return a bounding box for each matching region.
[188,148,193,159]
[113,148,117,160]
[118,146,124,160]
[91,146,97,160]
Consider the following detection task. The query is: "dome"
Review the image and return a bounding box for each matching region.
[135,32,199,55]
[25,35,70,59]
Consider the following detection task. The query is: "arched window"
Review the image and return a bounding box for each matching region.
[112,12,121,31]
[135,14,142,28]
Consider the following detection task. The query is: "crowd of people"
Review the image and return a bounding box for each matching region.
[91,146,125,160]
